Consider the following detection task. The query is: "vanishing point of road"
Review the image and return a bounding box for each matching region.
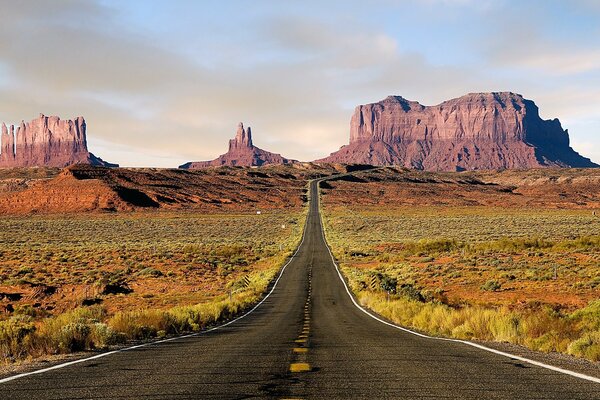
[1,180,599,399]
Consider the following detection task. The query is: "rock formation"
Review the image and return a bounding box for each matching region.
[180,123,295,168]
[0,114,117,168]
[318,92,597,171]
[0,123,15,165]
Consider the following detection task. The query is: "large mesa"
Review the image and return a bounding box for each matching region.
[0,114,117,168]
[317,92,597,171]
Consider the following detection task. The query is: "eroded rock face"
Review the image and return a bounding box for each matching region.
[0,114,117,168]
[318,92,597,170]
[0,123,15,165]
[180,122,295,168]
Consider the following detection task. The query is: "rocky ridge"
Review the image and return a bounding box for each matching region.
[0,114,116,168]
[180,123,295,168]
[317,92,597,171]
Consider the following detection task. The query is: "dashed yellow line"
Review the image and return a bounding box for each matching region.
[290,362,311,373]
[289,285,312,374]
[293,347,308,354]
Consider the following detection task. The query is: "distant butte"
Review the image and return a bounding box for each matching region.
[180,122,295,168]
[0,114,117,168]
[317,92,598,171]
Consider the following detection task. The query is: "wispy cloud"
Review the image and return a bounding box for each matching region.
[0,0,598,166]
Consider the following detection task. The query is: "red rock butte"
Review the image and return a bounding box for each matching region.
[180,122,295,168]
[0,114,117,168]
[317,92,598,171]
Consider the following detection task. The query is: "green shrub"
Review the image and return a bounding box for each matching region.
[397,283,424,302]
[0,316,35,361]
[480,280,502,292]
[570,300,600,331]
[568,332,600,361]
[34,306,107,354]
[379,274,397,294]
[136,267,163,277]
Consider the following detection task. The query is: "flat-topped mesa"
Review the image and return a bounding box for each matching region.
[180,122,296,169]
[0,114,117,168]
[319,92,598,171]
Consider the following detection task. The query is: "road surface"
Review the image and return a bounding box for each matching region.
[1,180,599,399]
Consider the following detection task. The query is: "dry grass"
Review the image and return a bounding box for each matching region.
[322,204,600,361]
[0,209,306,364]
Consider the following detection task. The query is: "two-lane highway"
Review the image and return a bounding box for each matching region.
[1,180,599,399]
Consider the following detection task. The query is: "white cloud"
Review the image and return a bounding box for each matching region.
[0,0,598,167]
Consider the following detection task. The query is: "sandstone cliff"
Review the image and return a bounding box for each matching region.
[180,123,295,168]
[318,92,597,171]
[0,114,117,168]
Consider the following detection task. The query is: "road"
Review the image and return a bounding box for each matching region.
[1,179,599,399]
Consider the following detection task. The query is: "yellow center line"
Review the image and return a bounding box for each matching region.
[290,362,311,373]
[293,347,308,353]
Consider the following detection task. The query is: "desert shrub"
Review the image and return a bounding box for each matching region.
[90,323,124,348]
[108,309,173,339]
[17,266,33,276]
[55,323,92,351]
[554,236,600,251]
[397,283,424,302]
[33,306,107,354]
[480,280,502,292]
[570,300,600,331]
[567,332,600,361]
[421,239,460,253]
[379,274,397,294]
[136,267,163,277]
[0,316,36,361]
[214,245,246,258]
[13,304,39,317]
[181,244,203,255]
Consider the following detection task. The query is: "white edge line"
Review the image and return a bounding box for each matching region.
[0,192,312,385]
[314,180,600,385]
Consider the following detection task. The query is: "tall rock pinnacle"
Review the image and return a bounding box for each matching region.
[229,122,253,150]
[180,122,295,168]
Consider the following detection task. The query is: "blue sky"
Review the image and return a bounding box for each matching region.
[0,0,599,166]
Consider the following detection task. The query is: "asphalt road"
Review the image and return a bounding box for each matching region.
[1,180,599,399]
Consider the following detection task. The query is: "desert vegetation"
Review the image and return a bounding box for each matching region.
[0,210,306,365]
[321,204,600,361]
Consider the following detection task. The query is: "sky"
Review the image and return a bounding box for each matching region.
[0,0,599,167]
